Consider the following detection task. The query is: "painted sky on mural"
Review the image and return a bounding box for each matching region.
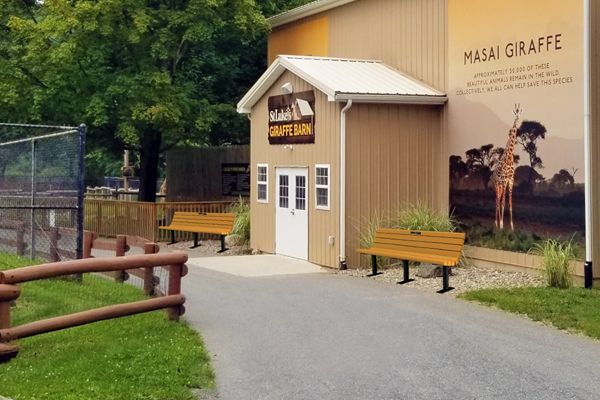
[448,0,584,182]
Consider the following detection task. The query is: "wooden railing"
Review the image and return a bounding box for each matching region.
[0,252,188,362]
[84,200,233,242]
[84,232,162,296]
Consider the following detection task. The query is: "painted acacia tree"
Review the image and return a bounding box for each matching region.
[0,0,269,202]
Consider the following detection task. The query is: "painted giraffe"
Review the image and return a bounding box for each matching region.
[491,104,522,230]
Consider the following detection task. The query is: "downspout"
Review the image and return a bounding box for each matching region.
[584,0,593,287]
[339,100,353,270]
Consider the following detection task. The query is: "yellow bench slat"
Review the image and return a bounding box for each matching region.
[356,248,459,266]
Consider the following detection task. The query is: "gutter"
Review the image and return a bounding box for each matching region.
[269,0,358,28]
[339,100,353,270]
[584,0,594,287]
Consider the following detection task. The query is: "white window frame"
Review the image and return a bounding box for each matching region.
[257,163,268,203]
[315,164,330,210]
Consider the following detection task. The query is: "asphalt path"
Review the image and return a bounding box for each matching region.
[183,263,600,400]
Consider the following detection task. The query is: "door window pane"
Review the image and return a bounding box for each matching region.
[279,175,289,208]
[296,175,306,210]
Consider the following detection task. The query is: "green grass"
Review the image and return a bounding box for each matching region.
[461,287,600,339]
[0,253,215,400]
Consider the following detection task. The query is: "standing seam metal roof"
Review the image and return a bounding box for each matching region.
[237,56,447,113]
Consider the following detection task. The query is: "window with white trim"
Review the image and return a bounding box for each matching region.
[257,164,268,203]
[315,164,330,210]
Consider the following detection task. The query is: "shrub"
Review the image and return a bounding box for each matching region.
[391,202,457,232]
[228,197,250,246]
[529,238,577,289]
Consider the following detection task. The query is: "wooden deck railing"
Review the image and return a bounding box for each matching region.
[0,252,188,362]
[84,200,233,242]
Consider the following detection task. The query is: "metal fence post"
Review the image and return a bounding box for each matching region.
[77,124,86,261]
[30,139,36,260]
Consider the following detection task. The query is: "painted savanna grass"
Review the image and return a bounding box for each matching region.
[0,253,215,400]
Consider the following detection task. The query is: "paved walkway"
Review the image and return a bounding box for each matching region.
[183,255,600,400]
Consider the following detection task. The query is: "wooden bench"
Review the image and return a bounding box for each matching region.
[159,212,235,252]
[356,229,465,293]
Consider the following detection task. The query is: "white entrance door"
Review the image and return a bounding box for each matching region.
[275,167,308,260]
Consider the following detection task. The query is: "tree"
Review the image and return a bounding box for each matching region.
[449,155,468,189]
[514,165,544,187]
[465,144,499,190]
[0,0,271,202]
[551,169,575,189]
[517,120,547,185]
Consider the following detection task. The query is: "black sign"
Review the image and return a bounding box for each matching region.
[268,90,316,145]
[222,163,250,197]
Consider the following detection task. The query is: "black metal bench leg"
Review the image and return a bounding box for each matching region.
[190,232,201,249]
[437,264,454,294]
[167,230,178,245]
[398,259,415,284]
[218,235,229,253]
[366,255,381,277]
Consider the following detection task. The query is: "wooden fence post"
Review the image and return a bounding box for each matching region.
[115,235,127,283]
[0,285,21,330]
[97,202,103,237]
[50,228,60,263]
[167,258,187,321]
[143,243,158,296]
[83,231,94,259]
[152,204,159,243]
[16,223,25,257]
[0,285,20,362]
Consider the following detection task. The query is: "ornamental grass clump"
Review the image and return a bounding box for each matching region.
[392,202,469,267]
[530,239,577,289]
[392,202,457,232]
[228,197,250,246]
[354,209,389,267]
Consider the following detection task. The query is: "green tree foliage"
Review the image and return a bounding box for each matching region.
[0,0,277,201]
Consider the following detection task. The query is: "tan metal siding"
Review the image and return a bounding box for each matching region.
[250,71,341,268]
[327,0,447,91]
[269,0,447,90]
[591,1,600,281]
[344,103,445,268]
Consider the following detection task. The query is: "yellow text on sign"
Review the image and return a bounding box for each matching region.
[269,123,313,137]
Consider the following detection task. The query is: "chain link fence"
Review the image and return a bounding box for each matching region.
[0,124,85,262]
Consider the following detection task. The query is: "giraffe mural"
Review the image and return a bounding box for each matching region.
[491,104,522,230]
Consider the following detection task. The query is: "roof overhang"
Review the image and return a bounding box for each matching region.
[269,0,359,28]
[237,56,448,113]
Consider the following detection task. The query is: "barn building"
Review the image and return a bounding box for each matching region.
[237,0,600,285]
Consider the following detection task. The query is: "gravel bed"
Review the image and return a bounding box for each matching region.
[158,241,544,296]
[334,264,545,297]
[159,239,252,256]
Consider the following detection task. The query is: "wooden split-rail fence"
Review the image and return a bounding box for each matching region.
[0,220,77,261]
[83,232,166,296]
[0,252,188,363]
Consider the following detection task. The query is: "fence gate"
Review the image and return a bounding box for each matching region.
[0,124,86,261]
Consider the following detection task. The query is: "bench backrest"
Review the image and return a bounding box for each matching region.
[170,212,235,233]
[372,229,465,260]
